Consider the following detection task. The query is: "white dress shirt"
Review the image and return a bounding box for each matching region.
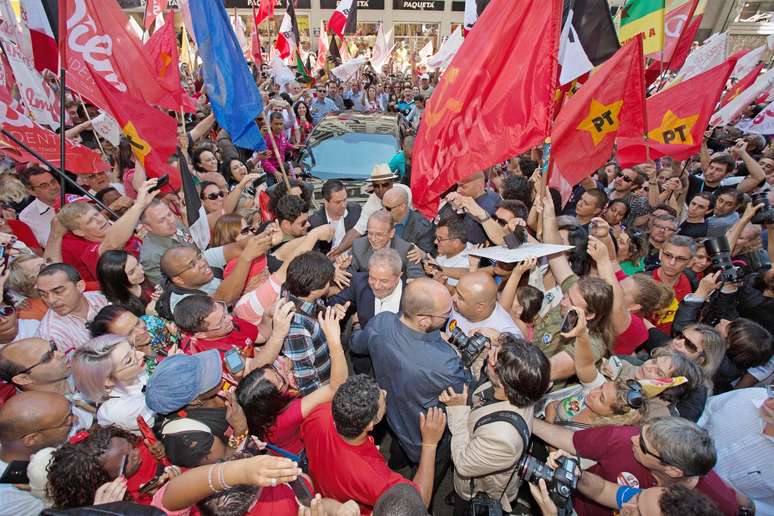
[698,388,774,515]
[97,373,154,434]
[374,281,403,316]
[37,291,108,354]
[18,198,54,247]
[326,208,348,249]
[353,184,413,235]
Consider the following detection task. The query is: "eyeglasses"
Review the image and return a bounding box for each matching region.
[674,330,702,354]
[0,305,15,317]
[383,201,405,212]
[418,307,452,321]
[16,340,58,376]
[661,250,691,263]
[652,224,676,232]
[174,252,204,277]
[625,379,645,409]
[638,428,671,466]
[204,191,225,201]
[618,174,635,183]
[492,215,510,227]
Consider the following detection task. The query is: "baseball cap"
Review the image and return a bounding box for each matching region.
[145,350,223,414]
[161,418,215,468]
[420,73,430,80]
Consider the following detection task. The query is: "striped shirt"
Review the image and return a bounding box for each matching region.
[283,293,331,396]
[233,273,283,327]
[37,292,108,354]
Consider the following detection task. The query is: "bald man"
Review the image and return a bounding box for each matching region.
[438,171,501,245]
[382,187,435,256]
[351,277,468,484]
[0,391,75,514]
[448,271,522,338]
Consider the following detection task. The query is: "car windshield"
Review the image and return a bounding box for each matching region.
[303,113,400,181]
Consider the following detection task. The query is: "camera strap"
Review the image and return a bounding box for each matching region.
[469,410,531,504]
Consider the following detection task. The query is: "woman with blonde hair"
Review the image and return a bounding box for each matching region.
[6,253,48,320]
[211,213,249,247]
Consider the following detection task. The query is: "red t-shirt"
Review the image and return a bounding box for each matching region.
[572,425,738,516]
[6,219,40,249]
[246,477,315,515]
[181,317,259,357]
[126,442,163,505]
[301,403,417,515]
[650,269,693,335]
[266,397,305,456]
[61,232,143,284]
[613,314,648,355]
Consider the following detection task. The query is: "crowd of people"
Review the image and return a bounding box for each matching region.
[0,35,771,516]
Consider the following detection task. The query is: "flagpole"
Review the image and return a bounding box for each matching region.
[76,95,107,157]
[59,1,67,207]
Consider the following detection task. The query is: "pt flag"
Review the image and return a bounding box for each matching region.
[179,155,210,251]
[89,69,180,190]
[720,63,764,108]
[411,0,561,218]
[668,13,701,71]
[618,0,665,57]
[143,12,195,112]
[616,60,734,167]
[61,0,181,112]
[552,37,646,186]
[275,12,295,60]
[0,98,108,173]
[660,0,697,63]
[144,0,169,30]
[189,0,265,151]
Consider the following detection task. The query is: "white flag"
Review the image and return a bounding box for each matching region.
[232,13,248,53]
[732,45,766,80]
[418,40,433,63]
[677,32,727,82]
[426,27,463,71]
[737,100,774,135]
[332,56,368,82]
[91,111,121,146]
[0,35,59,129]
[370,23,393,72]
[128,15,144,40]
[712,67,774,126]
[558,9,593,86]
[268,54,296,86]
[463,0,477,33]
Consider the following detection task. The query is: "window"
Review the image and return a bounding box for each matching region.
[736,1,774,22]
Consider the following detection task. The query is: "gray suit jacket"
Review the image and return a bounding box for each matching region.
[350,235,425,280]
[399,209,436,255]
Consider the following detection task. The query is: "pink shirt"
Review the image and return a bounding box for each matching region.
[37,291,109,354]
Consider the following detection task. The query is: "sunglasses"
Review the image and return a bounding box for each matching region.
[619,174,635,183]
[16,340,58,376]
[240,226,260,236]
[624,379,645,410]
[638,428,672,466]
[204,191,225,201]
[674,330,701,354]
[383,201,405,212]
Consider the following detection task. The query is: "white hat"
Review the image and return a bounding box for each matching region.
[420,73,430,80]
[365,164,399,183]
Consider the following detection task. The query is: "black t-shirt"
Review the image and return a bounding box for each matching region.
[678,220,708,238]
[686,174,721,203]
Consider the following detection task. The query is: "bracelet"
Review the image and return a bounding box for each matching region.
[421,443,437,448]
[207,465,217,492]
[228,431,248,449]
[218,464,233,490]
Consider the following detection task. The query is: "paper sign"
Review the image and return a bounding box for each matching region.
[468,243,575,263]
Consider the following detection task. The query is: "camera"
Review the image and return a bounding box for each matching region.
[447,321,490,367]
[518,454,579,506]
[739,249,772,276]
[704,237,742,283]
[750,192,774,225]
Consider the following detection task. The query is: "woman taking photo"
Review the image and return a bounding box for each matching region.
[293,101,314,144]
[71,334,154,432]
[97,250,156,316]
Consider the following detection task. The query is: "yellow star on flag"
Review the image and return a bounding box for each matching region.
[647,110,699,145]
[122,121,152,166]
[425,66,463,128]
[577,99,623,146]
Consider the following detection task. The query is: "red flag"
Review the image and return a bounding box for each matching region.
[668,15,702,72]
[720,63,764,108]
[255,0,274,26]
[143,12,195,112]
[250,7,262,65]
[0,51,16,105]
[62,0,180,112]
[551,38,646,186]
[616,60,734,167]
[659,0,698,63]
[88,68,181,190]
[327,0,354,39]
[0,98,109,173]
[144,0,169,30]
[274,11,294,60]
[22,0,58,73]
[411,0,561,218]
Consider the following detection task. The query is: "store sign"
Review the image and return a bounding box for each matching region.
[223,0,311,9]
[393,0,444,10]
[451,1,464,11]
[320,0,384,9]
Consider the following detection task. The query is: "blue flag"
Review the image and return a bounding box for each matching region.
[189,0,265,150]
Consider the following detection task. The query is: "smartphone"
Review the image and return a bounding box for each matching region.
[606,356,623,379]
[0,460,29,484]
[0,243,10,273]
[289,477,313,507]
[224,348,245,375]
[149,175,170,192]
[136,416,171,467]
[118,454,127,477]
[560,309,578,333]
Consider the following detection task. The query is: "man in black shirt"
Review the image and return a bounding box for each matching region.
[678,192,713,238]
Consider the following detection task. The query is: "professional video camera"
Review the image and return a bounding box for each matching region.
[750,192,774,225]
[447,321,490,367]
[518,454,579,506]
[704,237,742,283]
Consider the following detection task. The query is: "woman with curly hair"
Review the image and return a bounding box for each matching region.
[46,425,171,508]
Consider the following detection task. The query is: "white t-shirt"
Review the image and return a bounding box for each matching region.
[436,243,474,286]
[448,302,523,338]
[0,459,45,516]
